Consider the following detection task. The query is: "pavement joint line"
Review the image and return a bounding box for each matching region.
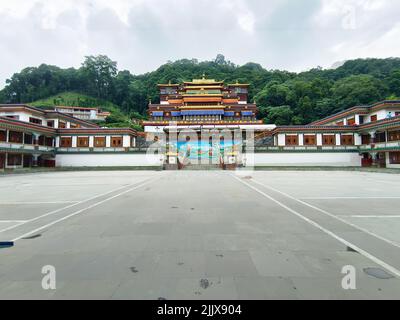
[299,197,400,200]
[0,179,151,235]
[339,215,400,218]
[250,178,400,251]
[9,177,160,243]
[230,174,400,279]
[0,220,28,223]
[0,222,26,234]
[0,201,81,205]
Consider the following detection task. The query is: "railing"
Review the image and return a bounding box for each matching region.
[253,145,359,152]
[0,142,55,152]
[56,147,157,153]
[359,141,400,151]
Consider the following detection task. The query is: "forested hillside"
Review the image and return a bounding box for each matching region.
[1,54,400,125]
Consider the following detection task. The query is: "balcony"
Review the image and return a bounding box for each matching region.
[57,147,126,153]
[359,141,400,151]
[0,142,55,153]
[254,145,359,152]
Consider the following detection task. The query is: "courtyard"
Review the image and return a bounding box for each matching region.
[0,170,399,299]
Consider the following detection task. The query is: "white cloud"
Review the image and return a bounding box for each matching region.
[0,0,399,88]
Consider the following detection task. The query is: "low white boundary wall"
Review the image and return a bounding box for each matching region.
[252,152,362,167]
[56,152,362,168]
[56,153,164,167]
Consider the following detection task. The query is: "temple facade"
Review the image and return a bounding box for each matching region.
[262,100,400,169]
[143,76,271,133]
[1,80,400,170]
[0,104,140,170]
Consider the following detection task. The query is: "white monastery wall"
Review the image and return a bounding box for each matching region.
[56,153,164,167]
[252,152,362,167]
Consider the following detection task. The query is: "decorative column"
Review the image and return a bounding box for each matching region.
[369,131,377,167]
[32,154,39,167]
[369,131,376,144]
[33,133,40,145]
[298,134,304,146]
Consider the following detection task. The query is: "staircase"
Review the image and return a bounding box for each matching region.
[180,163,223,171]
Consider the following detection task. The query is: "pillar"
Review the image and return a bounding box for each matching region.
[316,134,323,146]
[298,134,304,146]
[370,131,376,144]
[335,134,341,146]
[33,133,40,145]
[89,136,94,148]
[32,154,39,167]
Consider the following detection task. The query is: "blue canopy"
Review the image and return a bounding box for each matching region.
[171,111,181,116]
[224,111,235,117]
[152,111,164,117]
[181,110,224,116]
[241,111,253,116]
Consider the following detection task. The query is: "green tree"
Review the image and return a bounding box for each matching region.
[387,69,400,97]
[264,106,294,125]
[331,75,388,111]
[81,55,117,99]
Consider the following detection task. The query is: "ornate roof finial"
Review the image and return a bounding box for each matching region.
[169,80,171,85]
[149,99,152,105]
[202,73,206,80]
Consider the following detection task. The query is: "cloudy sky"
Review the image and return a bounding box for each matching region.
[0,0,400,87]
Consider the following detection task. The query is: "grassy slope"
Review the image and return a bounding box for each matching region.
[30,91,120,112]
[30,91,144,131]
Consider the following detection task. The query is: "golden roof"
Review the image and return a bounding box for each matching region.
[180,105,226,109]
[157,84,180,87]
[184,74,223,85]
[183,86,223,89]
[227,83,250,87]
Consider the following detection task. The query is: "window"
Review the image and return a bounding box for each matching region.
[47,121,54,127]
[323,135,336,145]
[24,134,33,145]
[0,153,4,169]
[94,137,106,147]
[60,137,72,147]
[111,137,123,147]
[389,152,400,164]
[77,137,89,147]
[8,131,23,144]
[303,135,316,145]
[285,135,298,146]
[45,137,54,147]
[375,132,386,143]
[359,116,364,124]
[6,115,19,120]
[7,153,22,166]
[70,123,81,129]
[347,118,356,126]
[370,115,377,122]
[0,130,6,142]
[396,112,400,116]
[341,135,354,146]
[59,121,66,128]
[38,136,45,146]
[336,121,344,126]
[388,130,400,142]
[29,117,42,125]
[361,134,370,145]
